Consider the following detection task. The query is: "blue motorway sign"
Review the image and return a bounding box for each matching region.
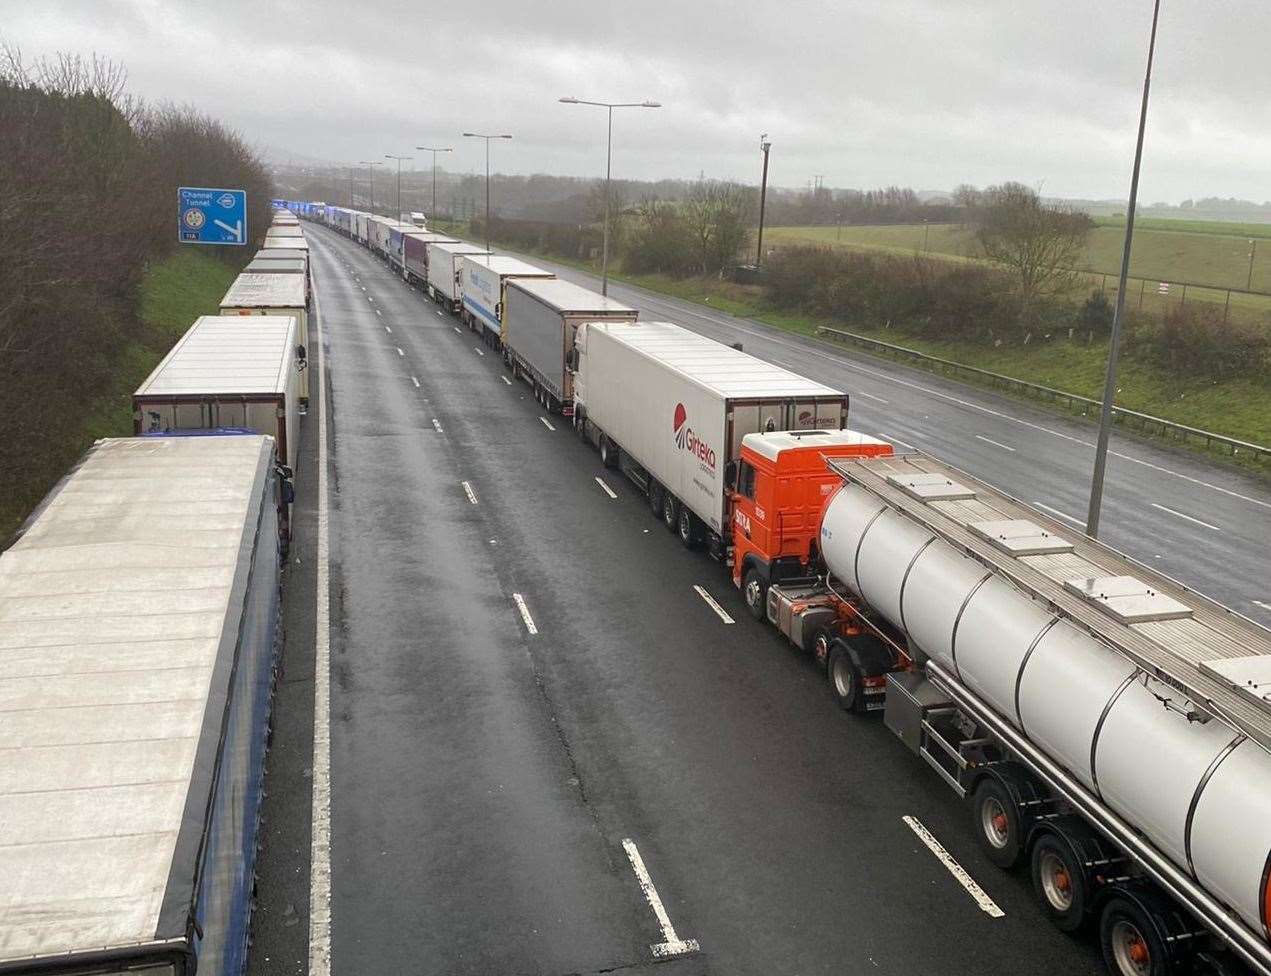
[178,186,247,245]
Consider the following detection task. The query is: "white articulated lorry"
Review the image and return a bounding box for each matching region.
[572,320,849,555]
[425,241,490,310]
[793,451,1271,976]
[0,433,284,976]
[219,272,310,401]
[503,277,637,413]
[458,254,554,348]
[402,231,459,287]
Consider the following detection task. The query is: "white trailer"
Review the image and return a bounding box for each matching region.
[354,211,370,244]
[133,315,304,506]
[502,277,636,412]
[265,225,303,239]
[805,452,1271,976]
[425,241,490,310]
[402,231,459,285]
[220,273,310,401]
[263,236,309,254]
[458,254,554,347]
[369,216,409,258]
[0,433,284,976]
[574,320,847,549]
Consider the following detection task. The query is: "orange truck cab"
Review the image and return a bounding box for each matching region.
[730,429,893,597]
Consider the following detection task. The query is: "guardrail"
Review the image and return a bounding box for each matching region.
[815,326,1271,463]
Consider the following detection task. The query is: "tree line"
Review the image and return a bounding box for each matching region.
[0,45,272,533]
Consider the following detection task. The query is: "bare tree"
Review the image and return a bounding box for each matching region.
[965,182,1093,323]
[684,179,753,276]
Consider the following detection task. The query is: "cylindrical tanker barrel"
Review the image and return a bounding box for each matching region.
[819,480,1271,942]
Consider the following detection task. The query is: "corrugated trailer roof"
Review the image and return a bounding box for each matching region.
[510,277,635,315]
[221,272,305,309]
[588,321,843,400]
[136,316,296,397]
[462,254,553,278]
[828,452,1271,751]
[255,248,309,263]
[245,258,305,274]
[263,237,309,252]
[264,226,303,238]
[0,434,274,967]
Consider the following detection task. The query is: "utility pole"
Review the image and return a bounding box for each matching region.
[756,134,772,268]
[416,145,453,223]
[1248,239,1258,291]
[1087,0,1161,539]
[347,166,354,208]
[462,132,512,253]
[559,96,661,296]
[385,154,412,221]
[357,161,381,213]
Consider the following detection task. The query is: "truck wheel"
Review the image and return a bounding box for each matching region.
[970,778,1023,869]
[810,628,834,673]
[677,506,700,549]
[742,568,767,620]
[662,492,679,533]
[827,641,864,713]
[600,435,619,469]
[1099,898,1170,976]
[648,481,664,517]
[1030,834,1088,932]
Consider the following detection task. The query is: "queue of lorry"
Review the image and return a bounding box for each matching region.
[292,198,1271,976]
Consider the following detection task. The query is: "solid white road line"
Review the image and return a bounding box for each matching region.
[622,839,700,958]
[500,375,512,386]
[512,593,538,635]
[432,419,443,433]
[539,416,556,431]
[411,376,420,388]
[1035,501,1087,529]
[309,257,332,975]
[975,434,1016,452]
[693,585,735,624]
[474,347,485,356]
[396,347,404,357]
[902,815,1005,919]
[855,390,890,404]
[1151,502,1221,532]
[462,481,478,505]
[595,477,617,499]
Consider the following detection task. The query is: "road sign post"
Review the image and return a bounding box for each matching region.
[178,187,247,245]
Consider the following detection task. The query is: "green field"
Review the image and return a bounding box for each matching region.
[766,220,1271,316]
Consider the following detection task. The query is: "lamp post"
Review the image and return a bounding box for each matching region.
[385,154,412,221]
[416,145,453,224]
[756,134,772,268]
[357,160,381,213]
[462,132,511,253]
[1086,0,1161,539]
[559,96,661,296]
[347,166,355,208]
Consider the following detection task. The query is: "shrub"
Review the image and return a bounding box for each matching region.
[1140,305,1270,379]
[1079,289,1114,333]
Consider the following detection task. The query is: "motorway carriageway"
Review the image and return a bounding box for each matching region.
[245,223,1259,976]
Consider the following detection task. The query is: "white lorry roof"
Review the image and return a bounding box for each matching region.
[462,254,552,278]
[221,272,305,308]
[0,434,274,965]
[429,241,490,256]
[265,226,303,237]
[587,321,843,400]
[135,315,297,397]
[510,277,634,315]
[743,429,889,462]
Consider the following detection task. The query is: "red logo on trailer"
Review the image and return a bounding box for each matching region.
[672,402,716,471]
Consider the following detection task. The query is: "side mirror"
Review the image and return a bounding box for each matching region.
[296,344,307,362]
[565,347,579,371]
[725,460,738,490]
[281,481,296,505]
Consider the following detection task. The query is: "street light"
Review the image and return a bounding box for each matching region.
[357,160,382,213]
[559,96,661,296]
[416,145,454,224]
[385,154,413,221]
[1086,0,1161,539]
[462,132,512,253]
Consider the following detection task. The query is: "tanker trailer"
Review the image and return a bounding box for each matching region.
[814,452,1271,976]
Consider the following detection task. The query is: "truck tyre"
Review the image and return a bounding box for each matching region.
[662,492,679,533]
[1030,833,1088,932]
[971,778,1024,869]
[648,481,664,517]
[810,628,834,674]
[742,568,767,620]
[600,435,619,469]
[677,506,700,549]
[827,640,864,713]
[1099,897,1171,976]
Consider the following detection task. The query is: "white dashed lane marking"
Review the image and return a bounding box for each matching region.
[1150,502,1221,532]
[1035,501,1086,529]
[622,839,700,958]
[975,434,1016,452]
[693,585,734,624]
[903,815,1004,918]
[512,593,537,635]
[595,477,617,499]
[462,481,478,505]
[539,417,556,431]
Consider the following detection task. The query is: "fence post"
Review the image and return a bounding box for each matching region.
[1180,283,1187,308]
[1224,289,1231,324]
[1139,278,1146,310]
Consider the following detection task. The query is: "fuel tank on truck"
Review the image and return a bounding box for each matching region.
[817,455,1271,941]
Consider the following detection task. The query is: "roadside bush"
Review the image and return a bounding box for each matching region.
[1079,289,1114,333]
[1139,304,1270,380]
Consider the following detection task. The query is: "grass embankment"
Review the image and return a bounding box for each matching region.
[765,221,1271,319]
[500,243,1271,456]
[0,249,245,540]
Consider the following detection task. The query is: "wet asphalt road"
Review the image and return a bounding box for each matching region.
[249,222,1114,975]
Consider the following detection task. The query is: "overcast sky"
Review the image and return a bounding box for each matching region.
[4,0,1268,201]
